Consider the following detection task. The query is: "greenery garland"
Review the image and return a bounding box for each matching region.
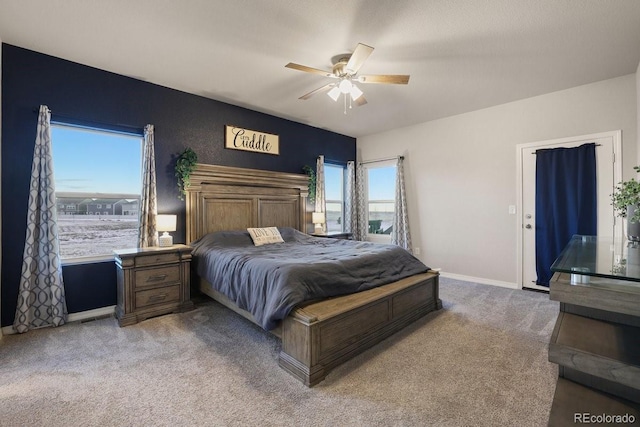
[302,165,316,203]
[175,147,198,200]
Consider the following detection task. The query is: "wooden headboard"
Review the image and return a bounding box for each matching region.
[184,163,309,244]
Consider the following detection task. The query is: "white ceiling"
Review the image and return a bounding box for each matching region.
[1,0,640,138]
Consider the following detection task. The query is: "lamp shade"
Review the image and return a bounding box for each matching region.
[312,212,326,225]
[350,84,363,100]
[156,214,177,232]
[339,79,352,94]
[327,86,341,101]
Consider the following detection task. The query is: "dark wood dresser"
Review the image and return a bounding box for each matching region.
[547,235,640,425]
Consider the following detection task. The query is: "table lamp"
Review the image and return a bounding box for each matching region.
[157,214,177,247]
[312,212,326,234]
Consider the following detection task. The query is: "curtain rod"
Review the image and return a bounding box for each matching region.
[359,155,403,165]
[532,143,601,154]
[323,157,348,165]
[33,108,144,134]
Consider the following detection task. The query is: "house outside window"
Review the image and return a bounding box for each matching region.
[51,123,143,262]
[324,164,345,233]
[365,162,396,242]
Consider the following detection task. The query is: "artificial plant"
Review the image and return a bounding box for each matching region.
[302,165,316,203]
[175,147,198,200]
[611,166,640,223]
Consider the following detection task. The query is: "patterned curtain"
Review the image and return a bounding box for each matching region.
[354,163,368,241]
[14,105,67,333]
[138,124,158,247]
[344,161,357,235]
[391,156,413,252]
[315,155,327,234]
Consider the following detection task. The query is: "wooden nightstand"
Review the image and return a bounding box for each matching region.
[114,244,194,326]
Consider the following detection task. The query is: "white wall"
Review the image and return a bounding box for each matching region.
[358,74,637,286]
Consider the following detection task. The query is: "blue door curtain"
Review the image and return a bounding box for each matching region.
[535,143,597,286]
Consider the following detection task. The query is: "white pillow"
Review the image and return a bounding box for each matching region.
[247,227,284,246]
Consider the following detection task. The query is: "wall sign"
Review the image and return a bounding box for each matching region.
[225,125,279,156]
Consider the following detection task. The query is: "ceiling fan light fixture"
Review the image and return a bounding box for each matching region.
[327,86,341,101]
[286,42,409,110]
[350,84,363,101]
[339,79,352,94]
[287,42,407,114]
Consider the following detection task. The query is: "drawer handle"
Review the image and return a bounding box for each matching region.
[147,293,168,303]
[147,274,168,282]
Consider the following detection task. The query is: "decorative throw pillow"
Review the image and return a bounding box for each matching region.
[247,227,285,246]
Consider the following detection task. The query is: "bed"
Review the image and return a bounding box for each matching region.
[185,163,441,386]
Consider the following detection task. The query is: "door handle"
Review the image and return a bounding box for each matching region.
[525,224,532,229]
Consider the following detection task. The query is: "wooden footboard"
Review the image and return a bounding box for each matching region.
[278,271,441,386]
[198,271,441,386]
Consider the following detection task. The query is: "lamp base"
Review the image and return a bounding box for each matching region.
[314,224,324,234]
[158,232,173,247]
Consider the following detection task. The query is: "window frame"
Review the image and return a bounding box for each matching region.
[50,122,144,265]
[324,162,347,233]
[363,160,396,243]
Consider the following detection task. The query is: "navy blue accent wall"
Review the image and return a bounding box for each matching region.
[1,44,355,327]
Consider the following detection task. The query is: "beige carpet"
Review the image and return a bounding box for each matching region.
[0,278,558,426]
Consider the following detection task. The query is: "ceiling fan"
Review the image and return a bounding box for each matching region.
[285,43,410,113]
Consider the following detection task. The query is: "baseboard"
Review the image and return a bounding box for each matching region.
[67,305,116,323]
[439,272,518,290]
[1,305,116,335]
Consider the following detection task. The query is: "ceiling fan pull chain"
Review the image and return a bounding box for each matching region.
[343,94,347,114]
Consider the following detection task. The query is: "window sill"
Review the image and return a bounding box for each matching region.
[61,255,116,266]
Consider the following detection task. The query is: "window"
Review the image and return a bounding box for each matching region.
[51,124,143,261]
[366,163,396,241]
[324,164,345,233]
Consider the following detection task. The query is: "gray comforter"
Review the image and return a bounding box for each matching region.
[191,227,430,330]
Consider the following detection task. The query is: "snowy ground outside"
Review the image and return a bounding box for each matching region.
[57,215,138,258]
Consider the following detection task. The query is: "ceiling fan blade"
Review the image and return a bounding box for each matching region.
[285,62,335,78]
[357,74,410,85]
[345,43,374,74]
[354,95,368,107]
[299,83,335,100]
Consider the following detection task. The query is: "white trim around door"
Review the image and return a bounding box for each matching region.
[516,130,622,291]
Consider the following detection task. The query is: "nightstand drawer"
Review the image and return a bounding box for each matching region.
[135,252,180,267]
[135,284,181,309]
[134,265,180,288]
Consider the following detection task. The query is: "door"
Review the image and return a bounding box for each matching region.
[518,131,621,291]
